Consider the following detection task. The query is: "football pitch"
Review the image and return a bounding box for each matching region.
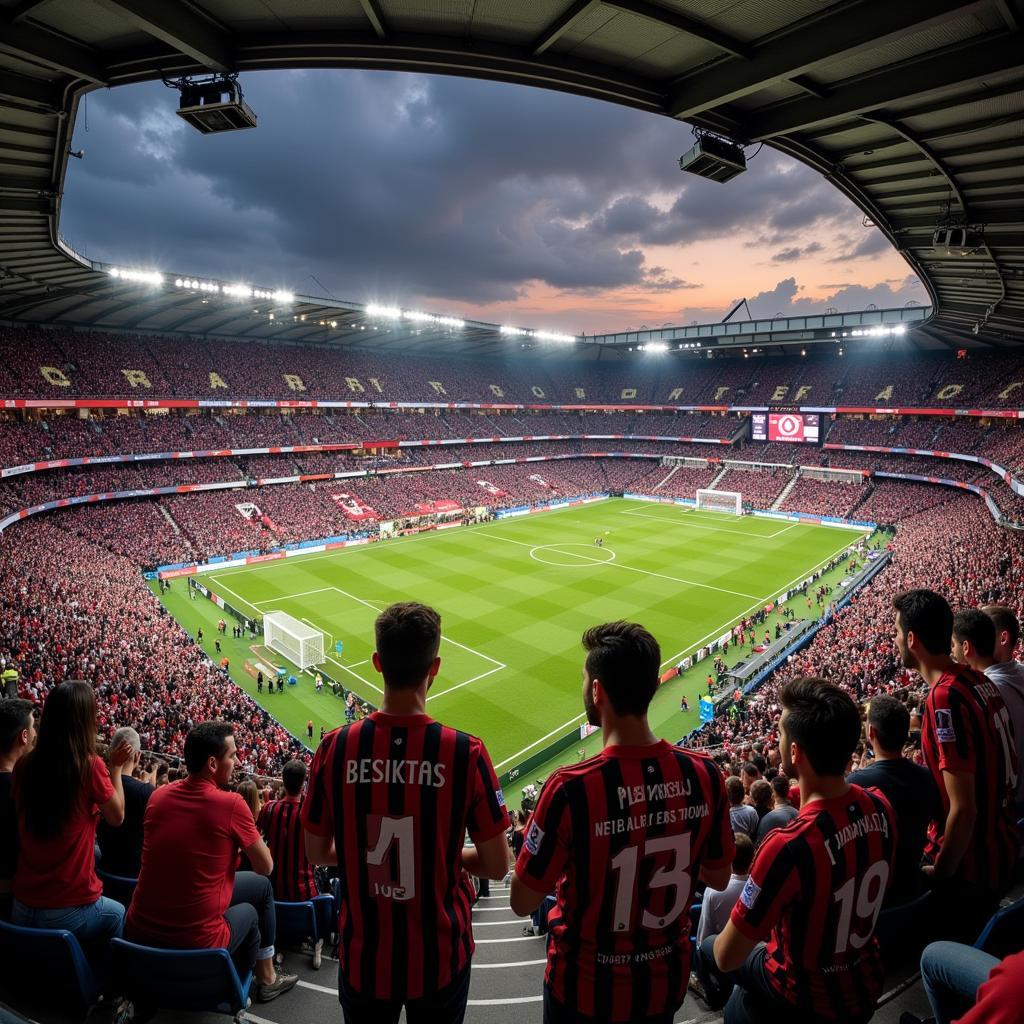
[157,498,866,776]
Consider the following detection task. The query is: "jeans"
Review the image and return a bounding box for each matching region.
[921,941,998,1024]
[543,985,677,1024]
[338,963,471,1024]
[224,872,276,979]
[12,894,125,967]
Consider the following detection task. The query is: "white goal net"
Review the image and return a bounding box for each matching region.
[263,611,325,670]
[696,488,743,515]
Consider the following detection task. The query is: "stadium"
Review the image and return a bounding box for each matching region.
[0,2,1022,1023]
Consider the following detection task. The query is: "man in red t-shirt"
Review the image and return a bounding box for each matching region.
[125,722,298,1003]
[512,621,735,1024]
[303,602,510,1024]
[894,591,1019,941]
[708,678,896,1024]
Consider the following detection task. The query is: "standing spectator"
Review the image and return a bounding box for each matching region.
[708,678,897,1024]
[12,681,133,953]
[895,592,1019,939]
[512,621,735,1024]
[755,776,798,844]
[125,722,299,1003]
[97,726,154,878]
[740,762,760,796]
[0,698,35,920]
[980,605,1024,809]
[847,694,938,909]
[727,776,759,840]
[303,602,510,1024]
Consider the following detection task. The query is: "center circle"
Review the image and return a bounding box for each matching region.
[529,543,617,568]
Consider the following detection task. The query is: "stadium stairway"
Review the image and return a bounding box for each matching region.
[0,881,954,1024]
[771,470,800,510]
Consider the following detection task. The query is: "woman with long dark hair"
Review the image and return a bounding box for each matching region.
[12,680,133,948]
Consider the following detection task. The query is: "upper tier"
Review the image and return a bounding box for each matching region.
[2,327,1022,408]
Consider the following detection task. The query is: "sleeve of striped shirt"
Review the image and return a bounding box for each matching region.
[301,733,335,838]
[728,828,797,942]
[467,738,511,843]
[514,778,571,895]
[930,684,975,774]
[701,761,737,871]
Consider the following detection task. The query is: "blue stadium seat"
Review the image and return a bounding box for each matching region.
[107,938,253,1019]
[274,894,334,969]
[97,869,138,907]
[0,918,101,1013]
[973,895,1024,959]
[876,889,932,963]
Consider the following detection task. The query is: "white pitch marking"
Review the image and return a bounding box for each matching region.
[206,577,261,614]
[494,710,587,770]
[486,532,760,600]
[427,664,505,702]
[657,535,861,669]
[252,586,335,605]
[327,655,383,694]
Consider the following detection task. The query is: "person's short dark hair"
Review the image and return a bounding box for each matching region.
[741,762,760,779]
[374,602,441,689]
[982,605,1019,650]
[866,694,911,754]
[0,698,33,755]
[184,721,234,774]
[733,832,755,874]
[771,774,790,799]
[780,677,862,777]
[750,778,773,809]
[752,754,767,774]
[725,776,745,805]
[893,589,954,657]
[953,608,996,659]
[282,758,307,796]
[582,621,660,717]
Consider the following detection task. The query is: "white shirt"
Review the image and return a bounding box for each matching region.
[696,873,748,946]
[984,660,1024,806]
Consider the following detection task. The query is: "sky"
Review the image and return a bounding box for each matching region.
[62,70,928,336]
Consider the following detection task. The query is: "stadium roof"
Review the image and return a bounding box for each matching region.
[0,0,1021,354]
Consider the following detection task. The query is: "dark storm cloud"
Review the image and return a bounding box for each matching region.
[61,71,876,308]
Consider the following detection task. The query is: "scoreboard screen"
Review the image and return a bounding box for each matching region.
[751,411,821,444]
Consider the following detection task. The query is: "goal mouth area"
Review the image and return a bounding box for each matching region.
[695,488,743,515]
[263,609,325,671]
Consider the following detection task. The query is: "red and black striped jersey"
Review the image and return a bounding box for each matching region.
[515,741,734,1021]
[301,712,509,1000]
[730,784,897,1022]
[922,665,1020,892]
[257,797,316,903]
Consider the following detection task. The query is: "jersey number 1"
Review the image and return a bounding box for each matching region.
[367,815,416,901]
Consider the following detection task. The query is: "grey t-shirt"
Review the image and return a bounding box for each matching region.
[756,803,798,844]
[984,660,1024,806]
[729,803,759,839]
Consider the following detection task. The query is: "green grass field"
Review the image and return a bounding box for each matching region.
[155,498,869,777]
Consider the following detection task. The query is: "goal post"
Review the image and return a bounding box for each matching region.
[695,488,743,515]
[263,611,325,670]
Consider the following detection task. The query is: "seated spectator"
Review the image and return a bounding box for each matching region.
[707,678,897,1024]
[257,760,318,893]
[125,721,298,1003]
[905,940,1017,1024]
[695,830,755,950]
[755,775,798,844]
[980,605,1024,810]
[11,681,133,954]
[0,698,35,920]
[727,775,759,839]
[847,694,938,909]
[748,779,773,824]
[96,727,153,878]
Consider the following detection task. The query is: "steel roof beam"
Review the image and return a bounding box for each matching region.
[0,22,106,83]
[604,0,751,60]
[668,0,979,119]
[745,34,1023,140]
[357,0,388,40]
[94,0,232,73]
[531,0,600,57]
